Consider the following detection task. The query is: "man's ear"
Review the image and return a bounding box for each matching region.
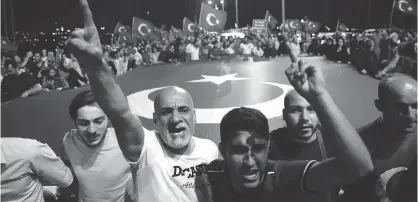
[374,99,382,112]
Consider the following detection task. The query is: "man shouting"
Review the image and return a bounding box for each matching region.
[66,1,218,202]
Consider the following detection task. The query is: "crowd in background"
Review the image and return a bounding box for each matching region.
[1,27,417,103]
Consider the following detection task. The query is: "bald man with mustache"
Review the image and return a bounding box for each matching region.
[341,73,417,202]
[66,1,218,201]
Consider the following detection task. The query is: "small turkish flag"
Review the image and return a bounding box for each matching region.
[132,17,155,40]
[199,3,227,32]
[183,17,197,36]
[396,0,417,16]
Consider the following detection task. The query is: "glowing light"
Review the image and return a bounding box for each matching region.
[220,0,224,3]
[208,0,212,4]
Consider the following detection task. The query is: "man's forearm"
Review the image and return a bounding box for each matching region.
[310,92,373,177]
[84,59,131,119]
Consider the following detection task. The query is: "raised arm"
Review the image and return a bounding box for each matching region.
[67,0,145,162]
[284,43,373,192]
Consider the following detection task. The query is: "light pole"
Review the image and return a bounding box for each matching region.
[281,0,285,24]
[235,0,238,28]
[220,0,224,10]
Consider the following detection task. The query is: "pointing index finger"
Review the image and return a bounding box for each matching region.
[285,42,299,64]
[79,0,95,28]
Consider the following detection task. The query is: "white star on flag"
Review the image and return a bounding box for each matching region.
[408,6,413,11]
[187,73,250,85]
[216,20,220,24]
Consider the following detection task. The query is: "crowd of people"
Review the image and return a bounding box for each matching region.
[1,1,417,202]
[2,24,417,103]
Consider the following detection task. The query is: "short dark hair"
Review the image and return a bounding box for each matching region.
[220,107,269,143]
[69,90,97,121]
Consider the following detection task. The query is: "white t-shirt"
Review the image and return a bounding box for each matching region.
[240,43,254,55]
[63,128,131,202]
[126,128,219,202]
[186,44,200,61]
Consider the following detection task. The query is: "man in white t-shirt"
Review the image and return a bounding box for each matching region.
[186,40,201,61]
[240,36,254,56]
[66,1,219,201]
[57,90,132,202]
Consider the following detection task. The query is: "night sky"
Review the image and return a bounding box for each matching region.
[2,0,417,34]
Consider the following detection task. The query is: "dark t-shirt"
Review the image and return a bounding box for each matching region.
[341,118,417,202]
[1,73,38,102]
[206,159,315,202]
[269,127,331,161]
[269,127,338,202]
[200,46,211,61]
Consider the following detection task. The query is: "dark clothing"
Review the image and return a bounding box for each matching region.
[379,38,390,62]
[264,46,277,58]
[61,68,88,88]
[1,73,38,102]
[269,127,337,202]
[200,46,211,61]
[210,48,223,59]
[206,159,314,202]
[334,46,349,63]
[341,118,417,202]
[392,156,417,202]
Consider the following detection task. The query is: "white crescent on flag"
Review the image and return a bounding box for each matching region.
[138,24,149,35]
[188,24,195,32]
[308,22,315,28]
[118,26,126,33]
[268,16,272,23]
[290,21,298,29]
[398,0,412,12]
[126,74,294,124]
[206,13,217,26]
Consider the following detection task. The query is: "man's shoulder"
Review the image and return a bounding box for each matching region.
[357,118,382,139]
[193,137,219,160]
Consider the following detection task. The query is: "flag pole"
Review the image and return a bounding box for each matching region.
[281,0,285,24]
[235,0,239,28]
[9,0,15,43]
[389,0,396,30]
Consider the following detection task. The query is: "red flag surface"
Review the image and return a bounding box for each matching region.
[265,11,278,29]
[183,17,197,36]
[132,17,155,40]
[199,3,227,32]
[287,19,302,31]
[396,0,417,16]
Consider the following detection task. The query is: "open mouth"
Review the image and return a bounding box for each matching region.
[243,170,259,181]
[168,127,186,135]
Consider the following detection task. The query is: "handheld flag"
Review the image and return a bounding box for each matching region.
[287,19,302,31]
[304,20,321,32]
[183,17,197,36]
[265,11,278,29]
[199,3,227,32]
[396,0,417,16]
[132,17,155,40]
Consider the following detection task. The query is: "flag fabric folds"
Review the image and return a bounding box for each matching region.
[337,23,350,32]
[132,17,155,40]
[287,19,302,31]
[265,11,278,30]
[396,0,417,16]
[183,17,197,36]
[304,20,321,32]
[199,3,227,32]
